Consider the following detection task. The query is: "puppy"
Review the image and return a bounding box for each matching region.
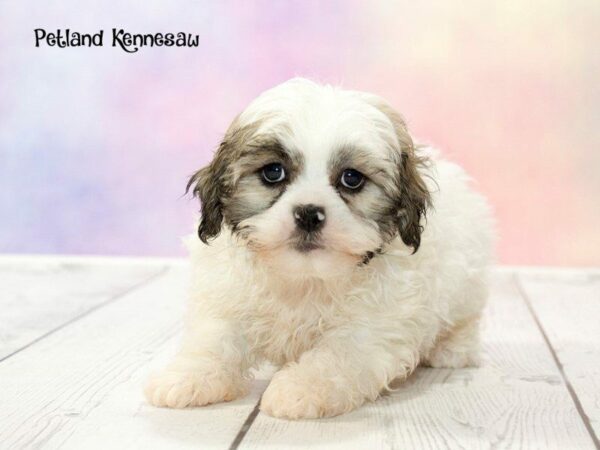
[144,78,494,419]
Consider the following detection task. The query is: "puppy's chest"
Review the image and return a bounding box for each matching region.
[243,301,328,364]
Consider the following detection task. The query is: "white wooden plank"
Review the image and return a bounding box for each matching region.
[0,265,264,450]
[60,366,273,450]
[238,272,595,450]
[517,270,600,443]
[0,258,166,361]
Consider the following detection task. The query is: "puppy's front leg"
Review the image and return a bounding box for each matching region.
[261,329,413,419]
[145,318,251,408]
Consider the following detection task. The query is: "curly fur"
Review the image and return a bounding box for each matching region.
[145,78,495,419]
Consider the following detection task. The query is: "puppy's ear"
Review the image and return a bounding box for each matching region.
[186,162,225,244]
[186,136,237,243]
[187,118,261,243]
[396,147,431,253]
[374,103,431,253]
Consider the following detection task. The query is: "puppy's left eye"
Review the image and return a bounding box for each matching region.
[261,163,286,184]
[340,169,365,189]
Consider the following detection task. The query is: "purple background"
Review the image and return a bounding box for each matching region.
[1,1,599,265]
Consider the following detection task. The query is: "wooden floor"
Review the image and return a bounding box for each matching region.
[0,256,598,450]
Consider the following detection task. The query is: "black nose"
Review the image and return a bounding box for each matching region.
[293,204,326,233]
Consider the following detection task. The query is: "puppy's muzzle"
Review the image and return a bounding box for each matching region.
[293,204,326,233]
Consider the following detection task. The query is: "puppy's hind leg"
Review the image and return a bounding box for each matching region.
[423,270,489,369]
[422,316,483,368]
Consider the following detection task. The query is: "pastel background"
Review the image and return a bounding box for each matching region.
[0,0,598,266]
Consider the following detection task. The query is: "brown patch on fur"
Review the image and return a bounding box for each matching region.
[186,118,303,243]
[397,149,431,252]
[328,146,389,188]
[186,117,258,243]
[373,103,432,252]
[327,102,431,253]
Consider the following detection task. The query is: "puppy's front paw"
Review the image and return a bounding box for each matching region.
[424,323,482,369]
[424,346,480,368]
[260,368,357,419]
[144,368,247,409]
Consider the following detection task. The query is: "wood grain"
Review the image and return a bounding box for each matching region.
[237,272,595,450]
[0,257,166,361]
[1,259,598,450]
[517,270,600,445]
[0,265,265,450]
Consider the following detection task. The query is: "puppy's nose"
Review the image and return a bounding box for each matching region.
[293,204,326,233]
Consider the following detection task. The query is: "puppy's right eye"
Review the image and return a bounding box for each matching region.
[261,163,286,184]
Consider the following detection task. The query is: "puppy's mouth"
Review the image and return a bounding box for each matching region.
[292,231,324,253]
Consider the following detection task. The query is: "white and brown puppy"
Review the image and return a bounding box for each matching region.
[145,78,494,419]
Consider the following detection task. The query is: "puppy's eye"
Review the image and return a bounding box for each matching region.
[340,169,365,190]
[261,163,286,184]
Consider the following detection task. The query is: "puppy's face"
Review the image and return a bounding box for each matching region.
[188,79,430,279]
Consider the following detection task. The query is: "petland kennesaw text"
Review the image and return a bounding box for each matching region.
[34,29,199,53]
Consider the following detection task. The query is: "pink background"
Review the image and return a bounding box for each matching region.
[1,1,598,265]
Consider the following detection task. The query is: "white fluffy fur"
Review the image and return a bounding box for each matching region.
[145,79,494,419]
